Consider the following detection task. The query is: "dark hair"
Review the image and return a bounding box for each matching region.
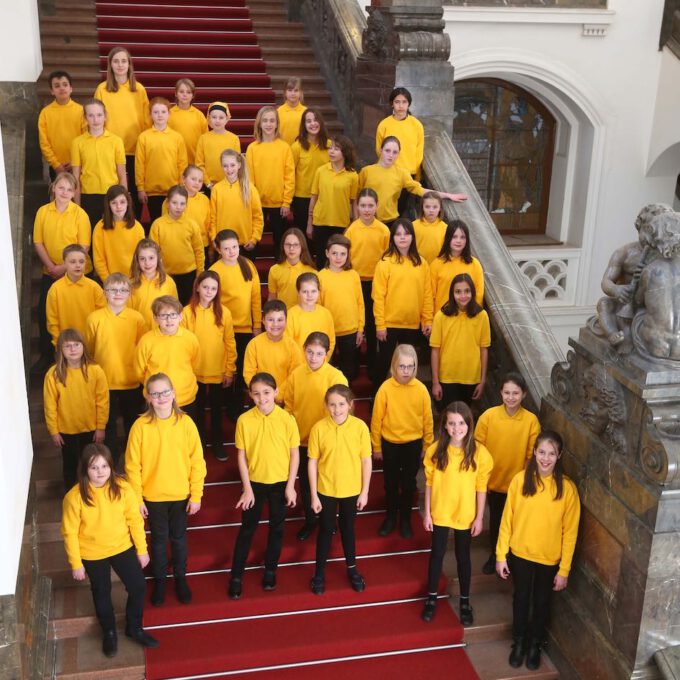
[441,273,483,317]
[329,134,357,172]
[277,227,315,267]
[263,299,287,317]
[77,443,123,506]
[49,70,72,86]
[389,87,412,111]
[523,430,565,500]
[167,184,189,202]
[103,185,136,229]
[384,218,421,266]
[189,271,224,327]
[501,371,527,394]
[419,191,442,219]
[250,372,277,390]
[296,271,320,291]
[438,220,472,264]
[130,238,168,288]
[325,383,355,406]
[298,107,329,151]
[380,135,401,150]
[214,229,254,282]
[325,234,352,270]
[357,187,379,204]
[432,402,477,472]
[304,331,330,351]
[63,243,88,260]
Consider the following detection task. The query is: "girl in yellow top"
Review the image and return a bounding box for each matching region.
[44,329,109,490]
[125,373,206,607]
[61,443,157,658]
[430,273,490,408]
[195,101,241,189]
[183,271,236,462]
[308,384,372,595]
[168,78,208,165]
[319,234,364,382]
[431,220,484,312]
[92,185,144,281]
[290,107,330,231]
[135,97,188,223]
[413,192,447,264]
[307,134,358,269]
[422,402,493,625]
[496,431,580,671]
[149,185,204,304]
[268,227,316,309]
[286,272,336,357]
[370,344,433,538]
[277,76,306,145]
[246,106,295,256]
[129,238,178,330]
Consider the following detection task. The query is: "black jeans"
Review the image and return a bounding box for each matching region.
[437,382,476,411]
[145,498,189,580]
[334,332,358,383]
[315,493,358,576]
[145,195,165,224]
[291,196,310,233]
[427,525,472,597]
[378,327,423,383]
[196,381,224,449]
[487,490,507,555]
[298,446,315,525]
[61,431,94,492]
[125,155,141,219]
[263,207,287,258]
[360,280,378,385]
[381,438,421,517]
[105,388,142,468]
[312,225,344,270]
[82,546,146,632]
[231,481,287,578]
[37,274,56,358]
[80,193,105,231]
[171,270,197,305]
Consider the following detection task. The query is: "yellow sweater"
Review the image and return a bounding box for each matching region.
[209,259,262,333]
[61,479,147,569]
[195,130,242,186]
[163,192,211,247]
[375,114,424,177]
[291,140,330,197]
[168,105,208,164]
[92,219,145,281]
[277,102,307,145]
[318,268,365,335]
[285,304,336,356]
[245,139,295,208]
[311,164,358,227]
[243,333,303,396]
[497,472,581,577]
[149,213,204,275]
[209,179,263,244]
[33,201,91,274]
[129,274,178,331]
[38,99,86,169]
[135,127,187,195]
[94,80,151,154]
[413,218,447,264]
[430,256,485,312]
[46,275,106,345]
[344,219,390,280]
[71,130,125,194]
[357,163,425,223]
[268,261,316,309]
[125,412,206,503]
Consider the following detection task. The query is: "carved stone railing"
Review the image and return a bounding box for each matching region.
[444,0,606,6]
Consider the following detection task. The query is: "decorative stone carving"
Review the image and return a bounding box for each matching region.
[550,350,576,405]
[363,9,389,59]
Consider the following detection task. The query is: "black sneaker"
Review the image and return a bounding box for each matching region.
[175,577,192,604]
[262,570,277,591]
[151,579,165,607]
[399,516,413,539]
[296,522,316,541]
[125,626,159,649]
[421,596,437,622]
[459,601,474,626]
[228,577,242,599]
[509,636,526,668]
[348,570,366,592]
[378,515,397,536]
[482,554,496,575]
[102,629,118,658]
[310,575,325,595]
[214,447,228,462]
[525,640,542,670]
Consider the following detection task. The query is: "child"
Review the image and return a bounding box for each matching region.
[195,101,241,190]
[243,299,303,399]
[228,373,300,599]
[286,272,335,357]
[183,271,237,462]
[496,431,580,671]
[61,443,157,658]
[267,227,316,309]
[318,234,364,382]
[85,273,145,463]
[245,106,295,256]
[46,244,106,345]
[125,373,206,607]
[71,99,127,227]
[209,149,263,258]
[168,78,208,165]
[290,107,330,231]
[476,372,540,576]
[413,192,447,264]
[308,134,358,269]
[129,238,178,330]
[277,76,306,145]
[421,402,493,625]
[284,332,347,540]
[44,329,109,490]
[370,344,433,538]
[430,273,490,408]
[135,97,188,222]
[92,185,145,282]
[431,220,484,313]
[149,185,204,304]
[308,384,372,594]
[38,71,85,177]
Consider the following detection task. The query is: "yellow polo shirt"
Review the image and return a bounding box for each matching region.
[71,130,125,194]
[311,163,358,227]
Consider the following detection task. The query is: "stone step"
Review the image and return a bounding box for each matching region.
[465,639,559,680]
[51,634,144,679]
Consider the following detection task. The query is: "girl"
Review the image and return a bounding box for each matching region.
[277,76,306,146]
[422,402,493,625]
[125,373,206,607]
[168,78,208,164]
[71,99,127,228]
[308,385,372,594]
[129,238,178,330]
[318,234,364,382]
[61,443,157,658]
[286,272,335,357]
[372,218,433,381]
[430,273,490,408]
[43,329,109,490]
[413,192,447,264]
[308,134,358,269]
[195,101,241,190]
[149,185,204,304]
[183,271,237,462]
[135,97,188,223]
[370,344,433,539]
[431,220,484,313]
[245,106,295,256]
[268,227,316,309]
[92,185,144,281]
[170,165,211,265]
[496,431,580,671]
[229,373,300,599]
[209,149,263,258]
[290,107,330,231]
[476,372,540,576]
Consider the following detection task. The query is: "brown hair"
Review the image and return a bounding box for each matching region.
[441,273,483,317]
[283,76,304,103]
[151,295,182,316]
[384,218,422,266]
[325,234,352,271]
[77,443,123,506]
[304,331,330,352]
[296,271,320,291]
[143,373,183,422]
[438,220,473,264]
[325,384,355,409]
[298,107,328,151]
[523,431,565,500]
[103,184,136,229]
[419,191,442,219]
[54,328,91,385]
[189,271,224,328]
[62,243,88,260]
[175,78,196,97]
[149,96,171,112]
[104,47,138,92]
[253,106,280,142]
[103,272,130,290]
[214,229,254,282]
[130,238,168,289]
[278,227,315,267]
[432,402,478,472]
[329,134,357,172]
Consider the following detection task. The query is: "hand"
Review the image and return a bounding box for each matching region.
[356,492,368,511]
[280,206,290,218]
[223,375,234,388]
[236,488,255,510]
[553,574,568,591]
[376,329,387,342]
[421,324,432,337]
[470,515,483,537]
[137,553,150,569]
[252,327,262,336]
[497,560,510,580]
[140,503,148,519]
[51,433,65,447]
[49,263,67,279]
[355,331,364,348]
[431,382,442,401]
[306,223,313,240]
[93,429,105,443]
[472,382,484,401]
[186,500,201,515]
[372,450,383,462]
[137,190,148,204]
[55,164,67,174]
[423,513,433,532]
[444,192,468,203]
[63,162,73,173]
[243,240,256,251]
[311,495,322,514]
[72,567,86,581]
[285,484,297,507]
[616,283,634,304]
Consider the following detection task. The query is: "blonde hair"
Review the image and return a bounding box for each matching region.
[143,373,183,422]
[220,149,250,205]
[283,76,304,104]
[50,171,78,199]
[104,47,138,92]
[130,239,168,289]
[389,343,418,379]
[103,272,130,289]
[54,329,91,385]
[151,295,183,316]
[175,78,196,97]
[253,106,280,142]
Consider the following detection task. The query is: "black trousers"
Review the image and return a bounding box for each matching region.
[312,225,344,270]
[315,493,358,576]
[61,431,94,492]
[487,490,507,555]
[291,196,310,233]
[427,525,472,597]
[378,327,422,383]
[228,332,252,418]
[146,195,165,224]
[437,382,476,411]
[231,481,287,578]
[37,274,56,358]
[263,207,287,258]
[80,193,105,231]
[196,381,224,449]
[381,438,421,517]
[125,155,141,218]
[360,280,378,385]
[298,446,314,525]
[105,388,142,468]
[334,332,358,383]
[171,270,197,305]
[82,546,146,632]
[145,498,189,580]
[510,552,559,642]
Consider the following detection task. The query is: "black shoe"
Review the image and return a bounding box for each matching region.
[525,640,542,670]
[347,569,365,592]
[482,554,496,575]
[125,626,159,649]
[174,577,192,604]
[151,579,165,607]
[228,577,242,599]
[214,447,228,462]
[509,636,526,668]
[262,570,276,591]
[378,515,397,536]
[399,516,413,539]
[102,629,118,658]
[310,575,325,595]
[421,596,437,622]
[459,601,474,626]
[296,522,317,541]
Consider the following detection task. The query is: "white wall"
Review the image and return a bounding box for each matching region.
[0,1,41,82]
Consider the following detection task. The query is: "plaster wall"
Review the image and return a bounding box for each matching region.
[0,1,42,82]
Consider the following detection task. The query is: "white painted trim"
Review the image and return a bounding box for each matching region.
[443,6,615,27]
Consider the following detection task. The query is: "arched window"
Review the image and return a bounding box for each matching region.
[453,79,556,236]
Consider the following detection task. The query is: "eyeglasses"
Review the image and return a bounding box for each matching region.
[398,364,416,372]
[105,287,130,295]
[157,312,180,320]
[149,389,173,399]
[62,342,82,350]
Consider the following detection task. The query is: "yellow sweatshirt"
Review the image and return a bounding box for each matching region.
[168,105,208,164]
[497,471,581,577]
[129,273,178,331]
[94,80,151,154]
[268,261,316,309]
[311,164,358,227]
[163,192,211,248]
[70,130,125,194]
[291,140,330,197]
[125,412,206,503]
[135,127,187,195]
[413,218,447,264]
[92,219,145,281]
[245,139,295,208]
[277,102,307,145]
[243,333,303,396]
[344,219,391,280]
[195,130,241,187]
[149,213,204,275]
[430,256,485,312]
[318,268,365,335]
[33,201,91,274]
[46,275,106,345]
[285,304,336,356]
[209,179,263,244]
[61,479,147,569]
[375,114,424,177]
[357,163,425,223]
[209,259,262,333]
[38,99,86,169]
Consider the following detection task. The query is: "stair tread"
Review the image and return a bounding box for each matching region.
[465,639,559,680]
